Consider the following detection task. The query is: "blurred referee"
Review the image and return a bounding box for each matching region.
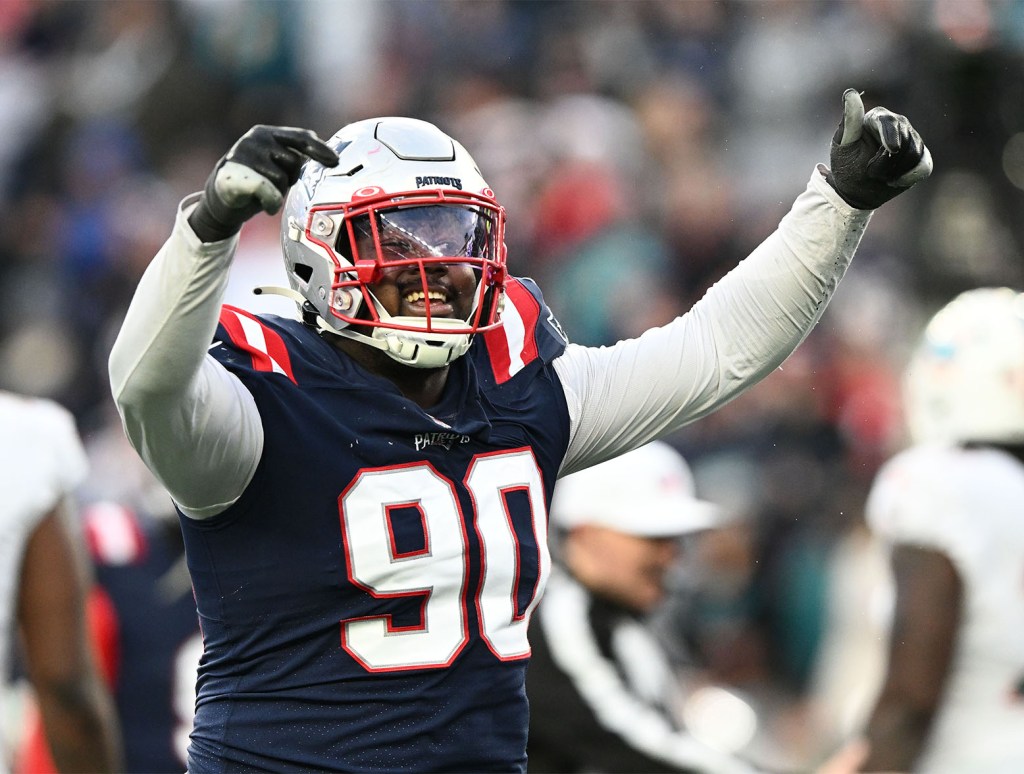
[526,441,756,774]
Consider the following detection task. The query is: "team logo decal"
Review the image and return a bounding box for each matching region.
[413,431,470,451]
[300,140,351,198]
[415,176,463,190]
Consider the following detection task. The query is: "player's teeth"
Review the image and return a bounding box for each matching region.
[405,291,445,303]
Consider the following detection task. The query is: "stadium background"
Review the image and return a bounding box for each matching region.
[0,0,1022,769]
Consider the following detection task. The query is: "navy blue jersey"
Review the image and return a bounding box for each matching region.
[181,277,570,772]
[83,504,202,774]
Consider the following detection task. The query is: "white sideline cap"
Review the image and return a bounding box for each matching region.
[551,441,722,537]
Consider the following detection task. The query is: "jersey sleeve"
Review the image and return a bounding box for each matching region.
[108,195,264,519]
[552,168,872,475]
[36,399,88,508]
[866,446,964,555]
[7,397,89,528]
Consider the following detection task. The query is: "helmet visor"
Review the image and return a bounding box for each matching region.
[324,200,505,334]
[348,204,500,265]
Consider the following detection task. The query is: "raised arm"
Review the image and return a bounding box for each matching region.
[555,90,931,474]
[108,127,338,518]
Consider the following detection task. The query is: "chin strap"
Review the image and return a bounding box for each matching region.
[253,284,306,306]
[253,284,350,335]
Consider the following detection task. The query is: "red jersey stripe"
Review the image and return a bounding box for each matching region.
[483,279,541,384]
[83,502,147,565]
[219,306,297,384]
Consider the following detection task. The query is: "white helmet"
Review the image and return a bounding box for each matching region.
[277,117,507,368]
[904,287,1024,445]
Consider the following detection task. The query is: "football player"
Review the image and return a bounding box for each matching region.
[852,288,1024,771]
[18,503,202,774]
[16,418,201,774]
[108,89,930,771]
[0,392,122,773]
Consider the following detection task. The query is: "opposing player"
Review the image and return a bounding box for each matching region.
[0,392,122,773]
[853,288,1024,771]
[18,500,202,774]
[108,89,931,771]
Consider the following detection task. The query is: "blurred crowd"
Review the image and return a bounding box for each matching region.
[2,0,1023,770]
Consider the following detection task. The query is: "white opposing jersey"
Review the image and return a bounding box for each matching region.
[866,443,1024,773]
[0,393,87,680]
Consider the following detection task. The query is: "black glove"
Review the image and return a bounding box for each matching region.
[825,89,932,210]
[188,125,340,243]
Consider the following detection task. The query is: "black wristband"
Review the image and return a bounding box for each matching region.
[187,168,254,242]
[188,203,241,243]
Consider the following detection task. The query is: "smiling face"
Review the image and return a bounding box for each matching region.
[356,247,480,323]
[345,204,499,326]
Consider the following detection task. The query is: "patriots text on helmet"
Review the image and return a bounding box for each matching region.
[416,176,463,190]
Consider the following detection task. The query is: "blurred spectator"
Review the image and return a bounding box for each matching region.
[672,340,853,698]
[532,156,683,345]
[530,94,684,344]
[632,73,742,309]
[0,391,121,773]
[526,442,756,774]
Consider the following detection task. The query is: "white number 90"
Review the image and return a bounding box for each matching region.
[339,449,550,671]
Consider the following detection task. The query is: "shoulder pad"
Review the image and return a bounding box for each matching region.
[83,502,148,566]
[479,277,568,384]
[213,305,298,384]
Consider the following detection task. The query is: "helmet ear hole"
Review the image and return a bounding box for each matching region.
[294,263,314,283]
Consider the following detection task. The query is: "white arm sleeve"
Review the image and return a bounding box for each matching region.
[108,195,264,519]
[554,169,871,475]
